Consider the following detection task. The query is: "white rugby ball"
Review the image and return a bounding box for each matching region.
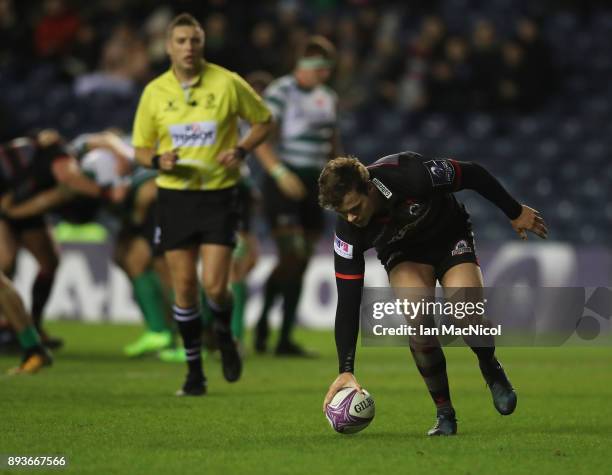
[325,387,375,434]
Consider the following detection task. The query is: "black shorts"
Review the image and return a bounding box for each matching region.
[262,166,324,233]
[154,187,240,252]
[382,214,479,281]
[117,200,160,255]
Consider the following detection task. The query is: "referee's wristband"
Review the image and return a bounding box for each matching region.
[150,154,161,169]
[271,164,289,180]
[235,146,248,160]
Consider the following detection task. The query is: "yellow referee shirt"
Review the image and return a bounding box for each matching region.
[132,62,271,190]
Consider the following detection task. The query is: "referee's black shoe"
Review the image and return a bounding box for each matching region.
[480,358,517,415]
[427,409,457,436]
[216,329,242,382]
[176,372,207,397]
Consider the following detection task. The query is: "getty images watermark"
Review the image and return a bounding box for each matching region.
[360,287,612,347]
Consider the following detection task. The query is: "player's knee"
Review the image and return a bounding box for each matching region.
[409,334,440,352]
[202,280,228,304]
[173,288,198,308]
[171,276,198,307]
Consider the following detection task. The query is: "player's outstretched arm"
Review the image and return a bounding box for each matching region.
[254,141,306,201]
[452,161,548,239]
[1,188,71,219]
[324,226,365,410]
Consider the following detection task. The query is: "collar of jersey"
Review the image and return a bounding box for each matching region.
[170,62,206,90]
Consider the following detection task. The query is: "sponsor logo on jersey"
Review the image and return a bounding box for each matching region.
[372,178,393,199]
[334,234,354,259]
[169,121,217,148]
[451,239,473,256]
[424,159,455,187]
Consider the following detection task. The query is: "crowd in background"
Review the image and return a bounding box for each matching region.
[1,0,611,244]
[0,0,575,116]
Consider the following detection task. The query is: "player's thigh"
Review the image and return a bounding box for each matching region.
[440,262,483,288]
[0,220,18,274]
[388,261,437,288]
[389,262,437,336]
[199,244,233,300]
[121,236,152,278]
[165,247,199,306]
[441,263,484,314]
[153,255,172,293]
[20,225,59,272]
[132,179,157,225]
[272,225,307,261]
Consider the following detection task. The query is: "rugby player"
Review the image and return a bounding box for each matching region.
[320,152,548,435]
[0,270,52,374]
[254,36,341,356]
[0,130,125,348]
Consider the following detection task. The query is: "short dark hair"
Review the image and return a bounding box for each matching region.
[318,157,369,210]
[167,13,203,37]
[301,35,336,61]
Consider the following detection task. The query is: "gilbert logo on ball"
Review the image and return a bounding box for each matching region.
[325,388,375,434]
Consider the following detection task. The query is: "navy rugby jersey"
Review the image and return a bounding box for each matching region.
[332,151,522,373]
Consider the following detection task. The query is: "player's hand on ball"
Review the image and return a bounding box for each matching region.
[323,372,363,412]
[159,150,179,171]
[277,170,307,201]
[511,205,548,240]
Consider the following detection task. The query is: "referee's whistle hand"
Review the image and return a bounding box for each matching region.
[159,151,179,171]
[511,204,548,240]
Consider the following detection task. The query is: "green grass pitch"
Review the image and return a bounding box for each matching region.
[1,322,611,474]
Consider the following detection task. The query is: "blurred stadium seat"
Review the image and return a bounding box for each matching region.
[0,0,608,245]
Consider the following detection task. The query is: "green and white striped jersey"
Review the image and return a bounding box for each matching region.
[264,74,338,170]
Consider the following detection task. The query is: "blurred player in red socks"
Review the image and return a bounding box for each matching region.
[0,129,125,350]
[0,271,52,374]
[4,129,176,357]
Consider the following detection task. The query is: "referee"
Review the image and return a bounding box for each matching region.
[132,13,272,396]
